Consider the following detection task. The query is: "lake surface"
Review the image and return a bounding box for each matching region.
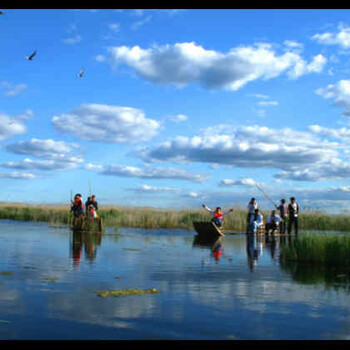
[0,219,349,340]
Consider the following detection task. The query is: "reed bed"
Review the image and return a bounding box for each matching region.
[280,233,350,267]
[0,203,350,232]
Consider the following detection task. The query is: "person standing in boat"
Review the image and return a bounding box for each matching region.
[85,196,91,216]
[202,204,234,228]
[246,198,258,233]
[85,195,99,217]
[288,197,299,235]
[90,195,98,212]
[71,194,84,217]
[276,199,288,234]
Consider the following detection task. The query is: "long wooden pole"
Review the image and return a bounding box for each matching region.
[255,183,278,208]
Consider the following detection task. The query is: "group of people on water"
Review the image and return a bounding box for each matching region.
[202,196,299,235]
[71,193,99,218]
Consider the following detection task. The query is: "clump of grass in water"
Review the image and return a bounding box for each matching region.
[95,288,162,298]
[280,233,350,267]
[42,276,58,282]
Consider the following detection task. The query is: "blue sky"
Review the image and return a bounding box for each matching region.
[2,9,350,211]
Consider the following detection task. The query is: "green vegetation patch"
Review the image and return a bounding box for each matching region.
[0,271,13,275]
[42,276,58,282]
[280,233,350,267]
[95,288,162,298]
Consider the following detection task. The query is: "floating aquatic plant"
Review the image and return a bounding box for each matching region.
[95,288,161,298]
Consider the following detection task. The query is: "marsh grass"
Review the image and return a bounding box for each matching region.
[280,233,350,267]
[0,202,350,232]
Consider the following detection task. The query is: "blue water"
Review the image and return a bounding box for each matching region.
[0,219,349,340]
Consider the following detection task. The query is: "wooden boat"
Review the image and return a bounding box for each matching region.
[192,221,225,239]
[72,215,103,232]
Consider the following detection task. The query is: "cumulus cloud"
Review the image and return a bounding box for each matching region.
[0,110,32,141]
[52,104,160,143]
[102,41,327,90]
[311,23,350,49]
[2,157,83,171]
[275,158,350,182]
[6,138,80,159]
[316,79,350,117]
[309,124,350,143]
[138,124,339,172]
[85,163,209,183]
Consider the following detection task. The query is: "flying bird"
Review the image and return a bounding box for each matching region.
[77,68,85,78]
[25,50,37,60]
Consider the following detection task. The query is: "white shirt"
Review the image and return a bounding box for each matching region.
[266,214,281,224]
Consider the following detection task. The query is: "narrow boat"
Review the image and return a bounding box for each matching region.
[72,215,103,232]
[192,221,225,239]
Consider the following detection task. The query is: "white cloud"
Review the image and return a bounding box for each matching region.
[257,100,278,107]
[311,23,350,49]
[52,104,160,143]
[0,111,32,141]
[309,124,350,142]
[1,81,27,97]
[275,158,350,182]
[284,40,304,52]
[139,124,339,172]
[109,23,120,33]
[167,114,188,123]
[131,15,152,31]
[103,41,327,90]
[62,34,82,45]
[2,157,82,171]
[85,163,209,183]
[130,184,178,193]
[6,138,80,159]
[316,79,350,117]
[219,178,257,187]
[0,171,35,180]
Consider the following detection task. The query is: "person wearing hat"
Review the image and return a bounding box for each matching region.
[287,197,299,235]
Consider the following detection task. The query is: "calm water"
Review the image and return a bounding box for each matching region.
[0,219,349,340]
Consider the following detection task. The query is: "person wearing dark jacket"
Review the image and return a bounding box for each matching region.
[287,197,299,235]
[276,199,288,234]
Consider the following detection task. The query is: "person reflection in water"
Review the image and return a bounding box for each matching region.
[212,240,222,262]
[71,230,102,266]
[72,230,83,267]
[246,234,262,271]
